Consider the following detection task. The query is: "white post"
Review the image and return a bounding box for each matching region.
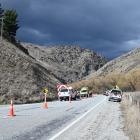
[45,93,47,103]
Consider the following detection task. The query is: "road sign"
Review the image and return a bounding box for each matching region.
[43,88,48,94]
[42,88,49,108]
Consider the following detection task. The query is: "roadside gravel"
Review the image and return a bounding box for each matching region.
[56,99,129,140]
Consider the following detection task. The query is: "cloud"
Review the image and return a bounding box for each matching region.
[1,0,140,59]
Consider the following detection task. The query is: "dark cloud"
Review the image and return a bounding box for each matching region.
[1,0,140,59]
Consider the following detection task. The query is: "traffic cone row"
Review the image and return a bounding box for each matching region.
[7,99,48,118]
[0,98,50,119]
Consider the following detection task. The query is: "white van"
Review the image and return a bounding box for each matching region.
[58,87,72,101]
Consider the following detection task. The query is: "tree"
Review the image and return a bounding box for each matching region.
[3,9,19,41]
[0,3,4,18]
[0,3,4,28]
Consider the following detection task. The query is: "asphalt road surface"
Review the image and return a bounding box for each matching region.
[0,95,129,140]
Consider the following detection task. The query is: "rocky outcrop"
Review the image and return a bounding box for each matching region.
[0,40,106,104]
[22,43,107,83]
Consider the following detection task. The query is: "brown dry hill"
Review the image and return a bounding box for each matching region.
[86,47,140,79]
[0,40,106,104]
[0,40,61,104]
[22,43,107,83]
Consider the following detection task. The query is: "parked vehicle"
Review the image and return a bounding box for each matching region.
[57,85,77,101]
[108,89,122,102]
[80,87,89,97]
[58,86,71,101]
[103,90,110,96]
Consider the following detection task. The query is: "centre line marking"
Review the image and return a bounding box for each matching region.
[49,97,106,140]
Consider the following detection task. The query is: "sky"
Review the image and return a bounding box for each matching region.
[1,0,140,59]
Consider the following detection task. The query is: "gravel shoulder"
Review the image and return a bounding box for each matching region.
[56,99,129,140]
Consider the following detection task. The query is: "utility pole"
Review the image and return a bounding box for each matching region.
[0,17,4,42]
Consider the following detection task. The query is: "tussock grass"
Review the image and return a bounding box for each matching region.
[70,68,140,93]
[121,93,140,140]
[71,68,140,140]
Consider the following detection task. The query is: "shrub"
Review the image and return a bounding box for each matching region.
[70,68,140,93]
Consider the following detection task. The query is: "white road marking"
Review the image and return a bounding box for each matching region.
[49,97,106,140]
[0,115,10,119]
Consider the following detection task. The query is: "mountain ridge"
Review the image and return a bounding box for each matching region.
[86,47,140,79]
[22,43,107,83]
[0,40,106,104]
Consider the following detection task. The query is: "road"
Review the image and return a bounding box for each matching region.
[0,95,129,140]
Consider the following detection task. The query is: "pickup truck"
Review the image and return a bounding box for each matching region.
[58,88,72,101]
[57,85,77,101]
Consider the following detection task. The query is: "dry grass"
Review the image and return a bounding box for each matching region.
[70,68,140,93]
[121,93,140,140]
[71,68,140,140]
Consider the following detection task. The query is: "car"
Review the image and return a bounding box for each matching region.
[108,89,122,102]
[58,86,77,101]
[80,87,89,97]
[103,90,110,96]
[58,88,71,101]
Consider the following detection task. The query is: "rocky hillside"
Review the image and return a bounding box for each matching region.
[87,47,140,78]
[0,40,106,104]
[22,43,107,83]
[0,40,61,104]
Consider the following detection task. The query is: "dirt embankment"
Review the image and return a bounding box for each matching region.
[121,92,140,140]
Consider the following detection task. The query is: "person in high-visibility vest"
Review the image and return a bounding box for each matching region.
[115,85,119,89]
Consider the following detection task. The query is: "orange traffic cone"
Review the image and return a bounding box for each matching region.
[8,100,16,117]
[43,93,48,109]
[43,102,48,109]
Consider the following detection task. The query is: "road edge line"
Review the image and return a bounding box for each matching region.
[49,97,106,140]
